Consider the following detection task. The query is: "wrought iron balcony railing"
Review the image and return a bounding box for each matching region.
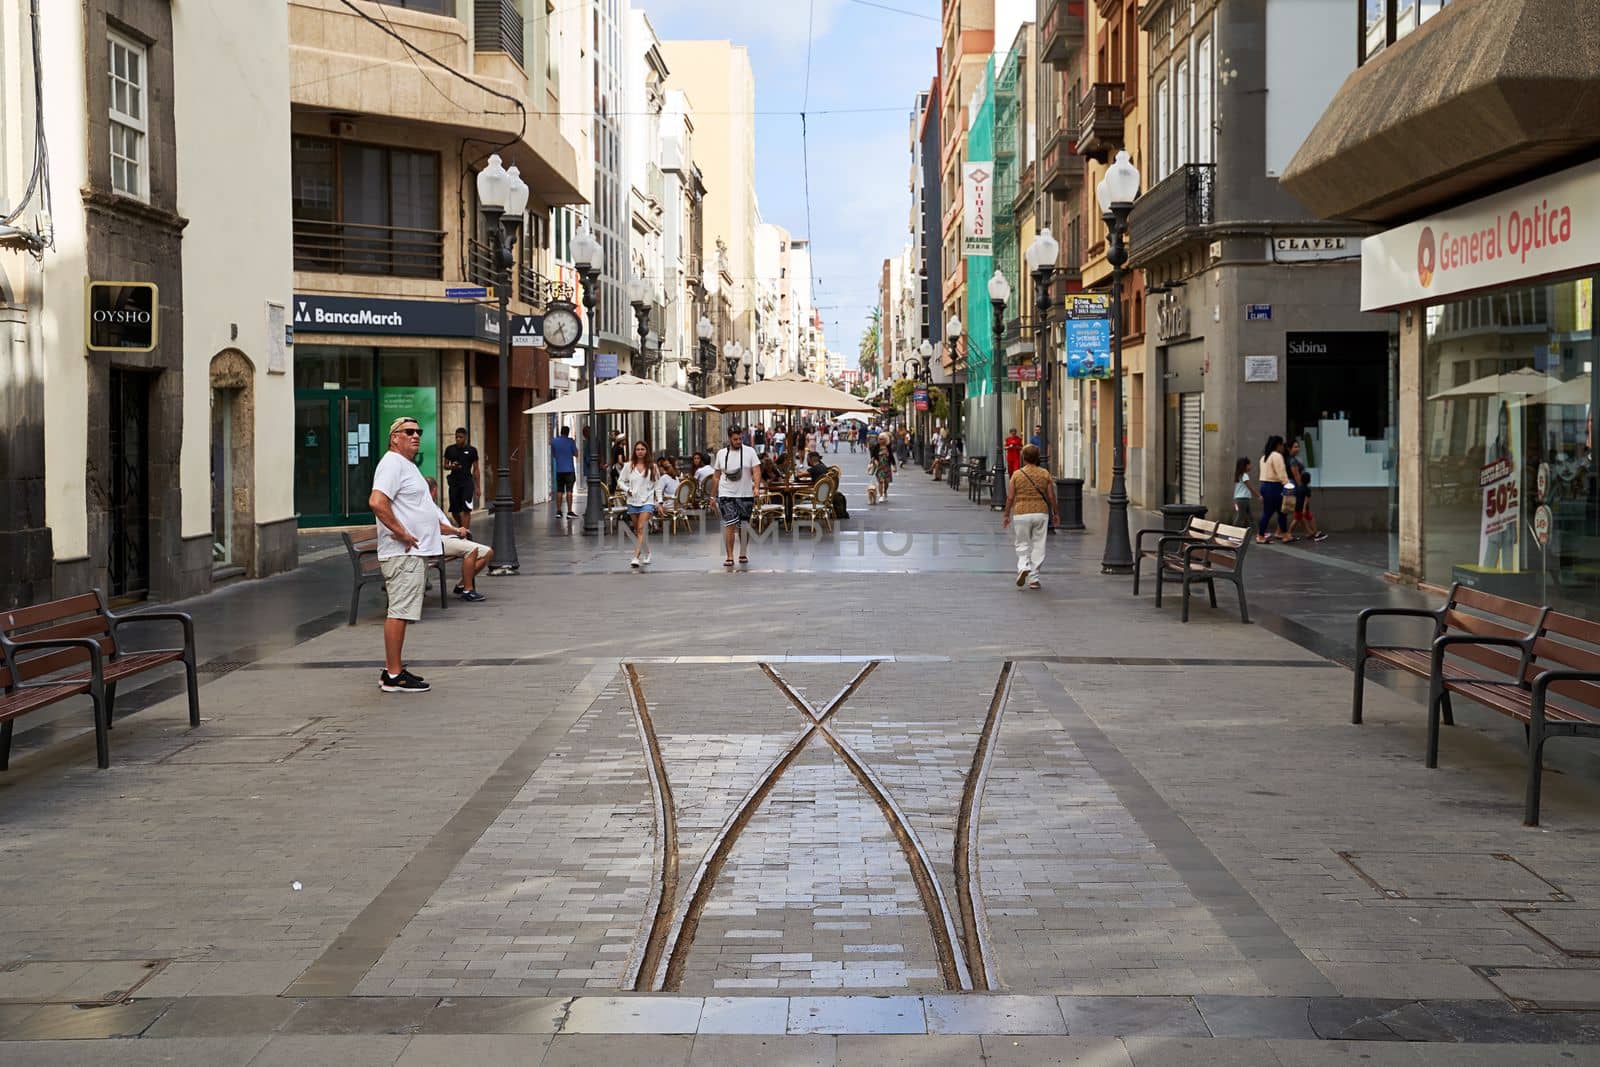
[293,219,445,279]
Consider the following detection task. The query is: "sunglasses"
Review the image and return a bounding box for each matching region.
[396,427,421,437]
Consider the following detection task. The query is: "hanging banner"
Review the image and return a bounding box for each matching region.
[1478,396,1522,572]
[962,163,993,257]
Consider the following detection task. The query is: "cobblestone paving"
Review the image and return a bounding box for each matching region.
[355,675,653,996]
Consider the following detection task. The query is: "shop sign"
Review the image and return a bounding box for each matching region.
[511,315,546,348]
[595,352,619,380]
[1361,157,1600,311]
[1155,290,1190,341]
[1272,236,1354,262]
[86,281,158,352]
[1243,355,1279,382]
[961,163,993,257]
[293,293,502,343]
[1007,365,1040,382]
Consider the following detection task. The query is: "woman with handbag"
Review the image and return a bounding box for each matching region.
[1256,435,1293,544]
[1002,444,1059,589]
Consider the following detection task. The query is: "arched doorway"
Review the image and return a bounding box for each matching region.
[209,350,256,576]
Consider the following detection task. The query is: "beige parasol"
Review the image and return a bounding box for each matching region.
[1426,367,1548,401]
[524,373,710,415]
[693,371,875,413]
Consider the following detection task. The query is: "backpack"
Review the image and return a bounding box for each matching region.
[832,492,849,520]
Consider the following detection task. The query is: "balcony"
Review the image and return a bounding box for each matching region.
[1040,0,1086,68]
[293,218,444,279]
[994,119,1016,160]
[1127,163,1215,268]
[1041,127,1083,200]
[1076,82,1124,163]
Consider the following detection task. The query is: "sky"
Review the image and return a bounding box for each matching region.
[642,0,942,368]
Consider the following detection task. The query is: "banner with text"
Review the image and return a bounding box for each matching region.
[962,163,993,257]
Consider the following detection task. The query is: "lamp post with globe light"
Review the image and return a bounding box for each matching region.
[474,154,529,574]
[696,314,715,447]
[1095,150,1142,573]
[1025,227,1061,469]
[570,225,607,534]
[987,269,1012,509]
[946,314,964,476]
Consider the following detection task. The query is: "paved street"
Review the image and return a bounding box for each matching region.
[4,461,1600,1064]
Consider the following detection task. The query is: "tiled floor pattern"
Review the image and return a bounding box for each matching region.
[354,676,654,996]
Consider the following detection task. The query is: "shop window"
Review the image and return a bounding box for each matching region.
[1422,274,1599,616]
[378,0,454,12]
[1362,0,1451,64]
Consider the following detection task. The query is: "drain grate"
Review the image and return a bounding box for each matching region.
[196,661,248,676]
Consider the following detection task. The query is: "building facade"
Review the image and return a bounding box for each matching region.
[287,0,584,530]
[1132,0,1385,526]
[1,0,297,607]
[1285,0,1600,607]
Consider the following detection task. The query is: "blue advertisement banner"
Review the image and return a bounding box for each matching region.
[1066,318,1112,379]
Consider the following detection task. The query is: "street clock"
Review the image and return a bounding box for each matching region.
[542,299,582,354]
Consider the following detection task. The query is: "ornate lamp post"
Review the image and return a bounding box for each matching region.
[571,224,607,535]
[628,271,656,378]
[696,314,715,448]
[1096,150,1143,573]
[946,314,963,467]
[1025,227,1061,468]
[474,154,529,574]
[987,269,1012,509]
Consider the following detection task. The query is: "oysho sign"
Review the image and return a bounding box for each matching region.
[1361,157,1600,310]
[86,281,158,352]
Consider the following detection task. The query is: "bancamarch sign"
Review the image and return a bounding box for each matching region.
[292,294,502,344]
[86,281,158,352]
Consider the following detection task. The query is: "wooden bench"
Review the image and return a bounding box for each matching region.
[341,528,450,626]
[1132,515,1213,596]
[1352,584,1548,726]
[1152,520,1254,623]
[0,590,199,770]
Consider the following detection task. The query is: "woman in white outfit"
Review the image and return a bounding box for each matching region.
[619,440,661,567]
[1001,444,1058,589]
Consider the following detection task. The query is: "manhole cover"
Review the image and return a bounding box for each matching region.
[0,959,166,1004]
[158,736,315,765]
[1338,851,1570,902]
[1505,908,1600,957]
[1474,965,1600,1012]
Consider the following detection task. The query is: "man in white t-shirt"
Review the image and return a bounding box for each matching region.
[368,416,443,694]
[709,426,762,568]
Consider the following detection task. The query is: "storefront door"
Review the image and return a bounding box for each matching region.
[108,369,151,597]
[295,390,376,526]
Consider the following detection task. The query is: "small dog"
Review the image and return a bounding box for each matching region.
[866,486,878,505]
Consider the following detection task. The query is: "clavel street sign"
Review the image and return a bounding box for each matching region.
[86,281,158,352]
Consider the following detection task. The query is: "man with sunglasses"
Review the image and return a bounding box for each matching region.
[368,416,441,693]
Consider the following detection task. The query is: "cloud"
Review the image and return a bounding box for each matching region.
[646,0,847,48]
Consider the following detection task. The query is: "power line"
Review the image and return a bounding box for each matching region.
[847,0,940,20]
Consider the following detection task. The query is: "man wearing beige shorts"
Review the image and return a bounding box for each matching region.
[368,416,442,694]
[427,477,492,602]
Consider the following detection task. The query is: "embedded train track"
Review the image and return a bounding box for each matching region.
[622,660,1015,993]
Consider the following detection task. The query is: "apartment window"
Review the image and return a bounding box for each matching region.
[1174,59,1190,168]
[1195,35,1214,165]
[1154,80,1169,179]
[107,32,147,200]
[1361,0,1451,64]
[291,136,442,277]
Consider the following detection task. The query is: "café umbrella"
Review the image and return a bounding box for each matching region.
[693,371,876,414]
[524,373,709,415]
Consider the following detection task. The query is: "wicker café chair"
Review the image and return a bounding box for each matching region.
[791,478,836,533]
[662,479,697,534]
[605,489,629,534]
[752,487,788,534]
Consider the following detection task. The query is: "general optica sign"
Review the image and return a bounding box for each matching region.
[1360,158,1600,310]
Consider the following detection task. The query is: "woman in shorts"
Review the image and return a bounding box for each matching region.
[619,441,660,568]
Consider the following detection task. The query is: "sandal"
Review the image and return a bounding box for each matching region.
[738,555,749,564]
[723,558,735,568]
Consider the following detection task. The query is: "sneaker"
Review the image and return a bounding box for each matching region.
[630,557,641,568]
[1029,579,1042,589]
[1016,570,1028,588]
[458,589,487,602]
[399,667,426,683]
[641,552,652,565]
[567,510,579,517]
[1313,532,1329,542]
[380,671,430,694]
[452,584,465,596]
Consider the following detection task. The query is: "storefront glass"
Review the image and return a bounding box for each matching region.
[1423,272,1599,615]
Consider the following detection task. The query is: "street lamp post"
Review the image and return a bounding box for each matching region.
[987,270,1011,509]
[474,154,529,574]
[571,225,606,535]
[1096,150,1142,573]
[696,313,714,448]
[1026,227,1060,470]
[946,313,963,470]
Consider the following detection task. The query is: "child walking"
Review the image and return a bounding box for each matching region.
[1232,457,1257,529]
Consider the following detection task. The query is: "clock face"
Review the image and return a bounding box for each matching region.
[543,307,582,350]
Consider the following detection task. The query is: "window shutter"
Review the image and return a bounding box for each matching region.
[474,0,524,68]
